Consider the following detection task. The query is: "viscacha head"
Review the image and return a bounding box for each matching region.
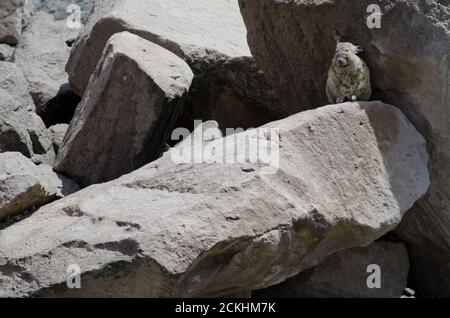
[333,42,364,68]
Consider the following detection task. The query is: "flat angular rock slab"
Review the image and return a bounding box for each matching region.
[0,101,429,297]
[0,152,79,221]
[14,12,77,123]
[66,0,250,96]
[54,32,194,186]
[0,0,31,45]
[254,241,410,298]
[65,0,282,131]
[0,62,55,165]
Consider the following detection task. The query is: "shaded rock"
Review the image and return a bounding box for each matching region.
[66,0,283,133]
[0,44,14,61]
[254,241,409,298]
[0,101,429,297]
[14,12,80,126]
[54,32,194,186]
[48,124,68,154]
[0,152,79,221]
[0,61,55,165]
[0,0,31,44]
[174,55,286,134]
[239,0,450,296]
[37,164,80,199]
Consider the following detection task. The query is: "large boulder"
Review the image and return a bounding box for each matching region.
[14,12,80,126]
[0,0,31,44]
[0,101,429,297]
[0,62,55,165]
[54,32,194,187]
[239,0,450,296]
[66,0,284,132]
[254,241,410,298]
[0,152,79,222]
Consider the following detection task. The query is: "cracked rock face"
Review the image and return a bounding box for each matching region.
[48,124,68,154]
[0,101,429,297]
[54,32,194,187]
[239,0,450,296]
[14,12,80,125]
[66,0,283,133]
[0,0,32,45]
[0,62,55,165]
[0,44,14,61]
[254,241,410,298]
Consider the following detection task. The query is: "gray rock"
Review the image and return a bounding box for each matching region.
[14,12,79,126]
[66,0,283,133]
[0,61,55,165]
[0,101,429,297]
[54,32,194,186]
[0,152,79,221]
[37,164,80,199]
[239,0,450,296]
[254,241,410,298]
[0,44,14,61]
[32,0,94,22]
[0,0,32,44]
[48,124,68,154]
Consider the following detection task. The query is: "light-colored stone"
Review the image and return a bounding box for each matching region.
[32,0,94,22]
[0,62,55,165]
[0,44,14,61]
[0,152,79,221]
[66,0,283,132]
[48,124,68,154]
[54,32,194,186]
[0,101,429,297]
[254,241,410,298]
[36,164,80,199]
[0,0,32,44]
[239,0,450,296]
[14,12,79,125]
[67,0,250,95]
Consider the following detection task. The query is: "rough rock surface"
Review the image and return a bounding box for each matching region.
[0,62,55,165]
[32,0,94,22]
[0,152,79,221]
[239,0,450,296]
[66,0,283,132]
[0,0,31,45]
[48,124,68,154]
[254,241,409,298]
[0,101,429,297]
[14,12,80,126]
[54,32,194,187]
[0,44,14,61]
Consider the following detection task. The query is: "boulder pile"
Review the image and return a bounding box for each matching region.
[0,0,447,298]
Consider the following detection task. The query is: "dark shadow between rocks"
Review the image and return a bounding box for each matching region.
[38,83,81,127]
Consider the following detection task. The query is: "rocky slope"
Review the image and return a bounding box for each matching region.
[0,0,447,298]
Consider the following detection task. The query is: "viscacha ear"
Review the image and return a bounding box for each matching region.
[333,30,342,43]
[354,45,364,54]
